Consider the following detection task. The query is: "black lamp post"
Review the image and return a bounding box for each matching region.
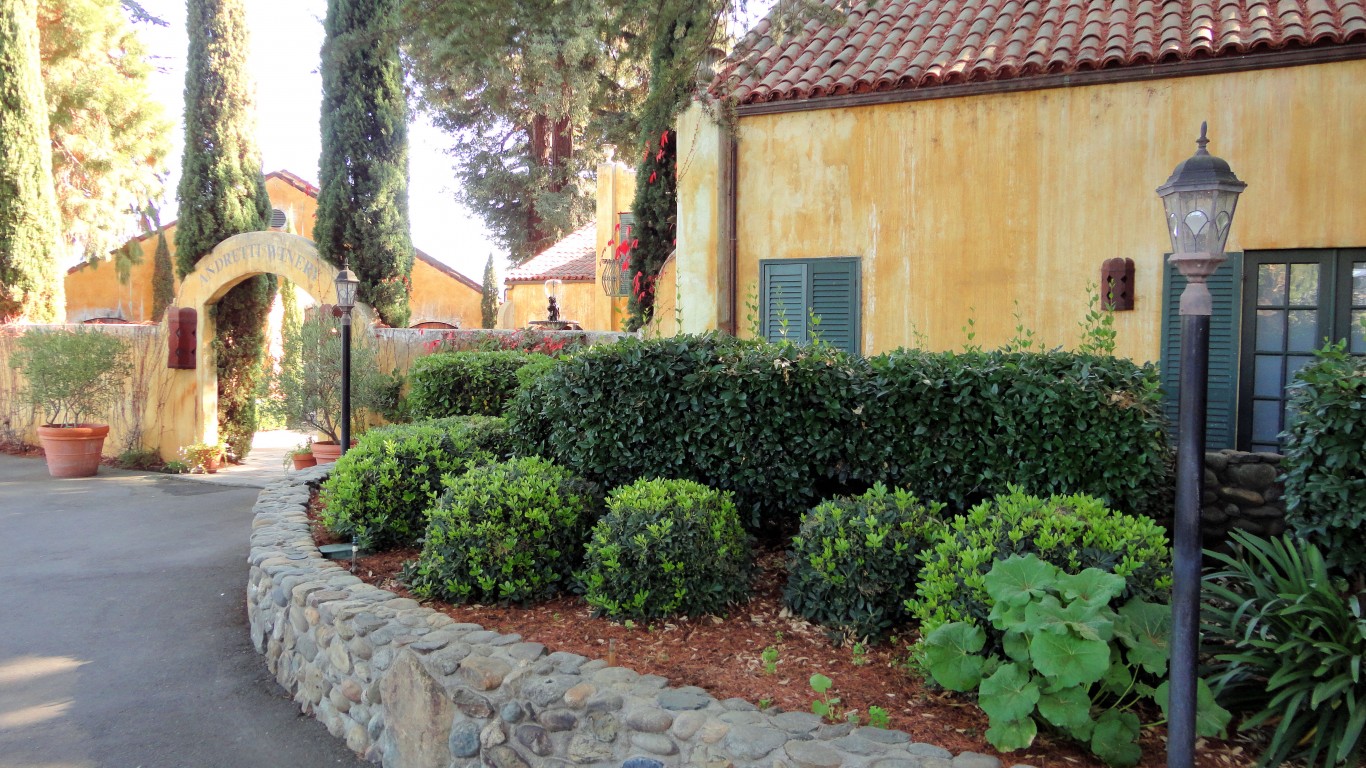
[1155,122,1246,768]
[334,262,360,458]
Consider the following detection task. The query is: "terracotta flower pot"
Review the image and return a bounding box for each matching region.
[203,454,221,474]
[37,424,109,478]
[292,453,317,470]
[311,441,343,464]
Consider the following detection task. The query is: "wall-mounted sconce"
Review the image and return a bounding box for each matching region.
[166,307,197,369]
[1100,257,1136,311]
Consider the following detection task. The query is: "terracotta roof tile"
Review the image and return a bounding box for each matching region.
[505,222,597,283]
[719,0,1366,105]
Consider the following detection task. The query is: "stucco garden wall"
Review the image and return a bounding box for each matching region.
[248,468,1009,768]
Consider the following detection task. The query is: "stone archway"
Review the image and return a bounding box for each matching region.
[171,231,347,448]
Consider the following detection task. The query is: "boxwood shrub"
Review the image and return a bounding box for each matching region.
[905,487,1173,637]
[581,478,752,621]
[407,350,547,418]
[320,416,510,548]
[507,334,1171,531]
[1280,340,1366,583]
[784,484,944,641]
[406,457,600,604]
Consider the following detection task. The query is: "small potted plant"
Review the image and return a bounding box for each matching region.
[10,327,132,478]
[283,440,315,470]
[180,441,225,474]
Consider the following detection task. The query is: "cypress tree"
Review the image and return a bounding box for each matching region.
[175,0,273,460]
[316,0,413,328]
[150,226,173,322]
[0,0,62,322]
[480,253,498,329]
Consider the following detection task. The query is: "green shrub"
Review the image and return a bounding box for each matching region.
[408,350,545,419]
[506,334,1171,531]
[784,484,944,641]
[11,327,131,426]
[321,416,509,549]
[906,488,1172,637]
[581,478,752,620]
[1280,340,1366,584]
[1202,531,1366,768]
[924,555,1228,766]
[406,457,599,604]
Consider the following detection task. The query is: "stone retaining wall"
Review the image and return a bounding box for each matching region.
[1201,449,1287,542]
[248,468,1008,768]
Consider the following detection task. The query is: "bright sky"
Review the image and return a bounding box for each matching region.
[135,0,500,283]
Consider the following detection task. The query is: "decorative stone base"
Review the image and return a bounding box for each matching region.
[1202,450,1287,542]
[248,468,1014,768]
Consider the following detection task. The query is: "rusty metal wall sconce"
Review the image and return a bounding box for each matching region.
[1100,257,1135,311]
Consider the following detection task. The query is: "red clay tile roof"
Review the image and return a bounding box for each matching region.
[505,222,598,283]
[719,0,1366,105]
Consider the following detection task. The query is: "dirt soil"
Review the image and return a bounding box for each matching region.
[306,492,1258,768]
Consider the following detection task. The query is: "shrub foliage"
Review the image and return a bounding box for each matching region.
[321,416,508,548]
[581,478,752,621]
[408,350,545,419]
[906,489,1172,637]
[784,484,944,641]
[507,334,1171,530]
[407,457,599,604]
[1280,340,1366,583]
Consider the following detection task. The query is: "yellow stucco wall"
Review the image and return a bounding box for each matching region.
[642,253,680,337]
[680,59,1366,361]
[677,105,724,335]
[409,258,483,328]
[592,158,637,331]
[501,281,601,330]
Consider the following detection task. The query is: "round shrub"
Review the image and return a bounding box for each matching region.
[407,350,545,418]
[321,416,509,549]
[784,484,944,641]
[905,487,1172,635]
[581,478,752,620]
[407,457,599,604]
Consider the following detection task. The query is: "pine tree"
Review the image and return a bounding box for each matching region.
[316,0,413,327]
[0,0,63,322]
[480,253,498,329]
[175,0,273,460]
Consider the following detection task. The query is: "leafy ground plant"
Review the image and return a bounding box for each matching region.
[1202,531,1366,767]
[923,555,1229,766]
[809,673,842,722]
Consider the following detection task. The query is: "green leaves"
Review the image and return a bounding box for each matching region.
[409,351,549,419]
[924,623,987,692]
[1154,680,1231,740]
[1090,711,1141,767]
[979,663,1040,723]
[12,328,132,427]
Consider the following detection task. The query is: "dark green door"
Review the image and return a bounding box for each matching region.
[1238,249,1366,452]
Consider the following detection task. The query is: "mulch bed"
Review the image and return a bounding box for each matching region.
[304,490,1261,768]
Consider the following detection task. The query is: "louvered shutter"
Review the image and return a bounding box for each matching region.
[809,258,860,354]
[761,262,808,344]
[1159,252,1243,449]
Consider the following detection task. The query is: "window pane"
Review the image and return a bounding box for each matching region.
[1251,442,1279,453]
[1257,264,1286,306]
[1253,355,1283,398]
[1287,354,1315,384]
[1353,261,1366,305]
[1256,309,1285,351]
[1287,309,1319,351]
[1352,310,1365,354]
[1252,399,1281,443]
[1288,263,1319,305]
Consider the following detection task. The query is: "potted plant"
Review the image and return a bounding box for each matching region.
[274,313,392,464]
[283,440,316,470]
[10,328,132,478]
[180,441,225,473]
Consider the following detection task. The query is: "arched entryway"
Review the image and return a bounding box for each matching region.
[171,231,359,447]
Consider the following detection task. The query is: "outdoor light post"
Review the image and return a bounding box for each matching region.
[334,262,360,458]
[1155,122,1246,768]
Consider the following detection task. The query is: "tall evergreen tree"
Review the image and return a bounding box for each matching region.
[0,0,62,322]
[175,0,274,460]
[150,222,173,321]
[39,0,170,265]
[316,0,413,327]
[480,253,498,328]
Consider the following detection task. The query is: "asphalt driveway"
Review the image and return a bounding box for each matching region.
[0,454,363,768]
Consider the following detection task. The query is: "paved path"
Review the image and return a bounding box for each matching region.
[0,453,364,768]
[186,429,312,489]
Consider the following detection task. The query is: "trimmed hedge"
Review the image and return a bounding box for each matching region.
[581,478,752,620]
[407,350,545,418]
[784,484,944,641]
[320,416,510,548]
[1280,341,1366,582]
[406,457,600,604]
[507,334,1171,529]
[905,488,1173,637]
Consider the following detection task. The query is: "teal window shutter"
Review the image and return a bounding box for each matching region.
[1159,252,1243,449]
[760,258,861,354]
